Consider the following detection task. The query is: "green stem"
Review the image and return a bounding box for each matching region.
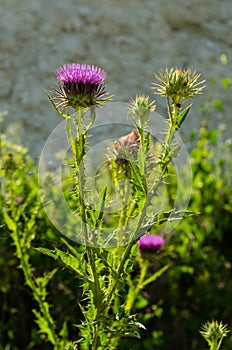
[6,159,59,346]
[162,100,181,169]
[92,325,100,350]
[139,127,145,171]
[104,203,147,311]
[87,247,102,312]
[75,109,87,227]
[125,259,149,311]
[12,227,58,346]
[73,108,102,347]
[105,102,181,311]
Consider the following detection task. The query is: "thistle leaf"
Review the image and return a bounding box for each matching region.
[176,104,192,129]
[45,91,70,118]
[36,247,87,280]
[3,210,16,232]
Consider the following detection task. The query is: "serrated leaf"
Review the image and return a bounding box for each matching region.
[176,104,192,128]
[33,308,57,345]
[129,160,147,195]
[59,320,69,340]
[130,321,147,330]
[45,91,70,119]
[124,330,141,338]
[95,186,107,223]
[36,247,57,259]
[35,268,57,290]
[86,187,107,226]
[3,210,16,232]
[36,247,86,280]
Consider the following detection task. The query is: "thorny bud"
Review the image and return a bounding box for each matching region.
[153,67,205,104]
[200,320,230,350]
[113,129,140,164]
[128,95,156,127]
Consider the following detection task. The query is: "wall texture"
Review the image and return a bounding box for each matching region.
[1,0,232,155]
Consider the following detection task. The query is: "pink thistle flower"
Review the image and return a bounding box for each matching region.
[52,63,110,110]
[138,234,164,253]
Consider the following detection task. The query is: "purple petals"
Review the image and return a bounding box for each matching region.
[138,234,164,252]
[56,64,107,85]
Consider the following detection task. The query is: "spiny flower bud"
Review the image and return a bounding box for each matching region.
[128,95,156,127]
[113,129,140,163]
[153,67,205,104]
[200,320,230,350]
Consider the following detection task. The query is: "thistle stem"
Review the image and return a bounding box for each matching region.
[74,108,102,347]
[162,99,180,169]
[125,259,149,311]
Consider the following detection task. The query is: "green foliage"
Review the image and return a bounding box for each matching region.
[159,124,232,349]
[0,136,82,349]
[3,67,232,350]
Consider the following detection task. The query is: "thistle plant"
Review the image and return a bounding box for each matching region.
[7,64,204,349]
[200,320,230,350]
[1,137,69,349]
[153,68,205,171]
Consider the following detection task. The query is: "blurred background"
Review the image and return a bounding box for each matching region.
[1,0,232,155]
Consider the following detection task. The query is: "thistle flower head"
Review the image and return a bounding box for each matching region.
[200,320,230,350]
[153,68,205,103]
[113,129,140,163]
[128,95,156,127]
[138,234,164,253]
[52,63,110,110]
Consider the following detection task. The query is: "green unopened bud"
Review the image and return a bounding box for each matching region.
[200,320,230,350]
[153,68,205,103]
[128,95,156,128]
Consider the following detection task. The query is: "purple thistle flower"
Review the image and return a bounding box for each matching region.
[52,63,110,110]
[56,64,107,85]
[138,234,164,253]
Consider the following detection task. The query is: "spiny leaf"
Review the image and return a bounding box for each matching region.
[35,268,58,291]
[36,247,87,280]
[45,91,70,118]
[176,104,192,129]
[33,308,57,345]
[86,187,107,227]
[59,320,69,341]
[95,186,107,224]
[3,210,16,232]
[129,160,147,195]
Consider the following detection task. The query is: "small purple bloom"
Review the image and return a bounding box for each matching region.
[52,63,110,110]
[138,234,164,252]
